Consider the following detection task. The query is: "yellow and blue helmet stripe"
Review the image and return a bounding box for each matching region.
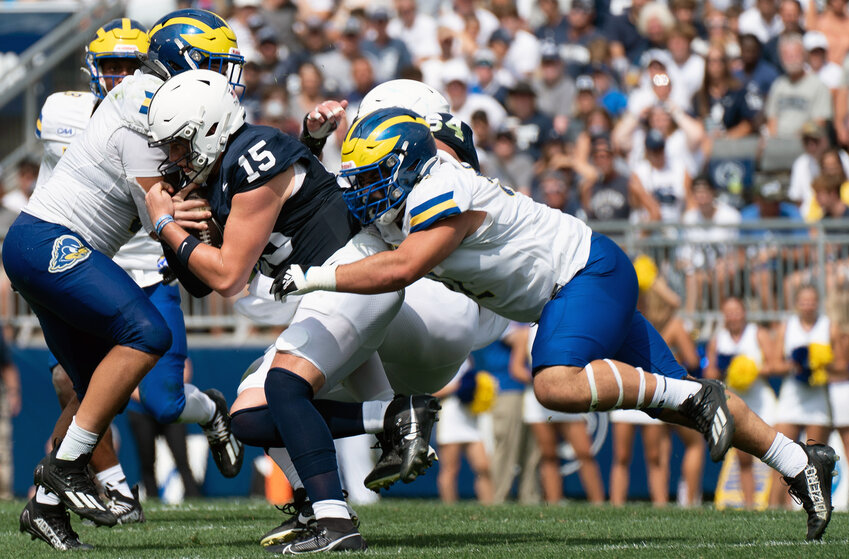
[147,9,244,95]
[339,107,437,225]
[84,18,149,99]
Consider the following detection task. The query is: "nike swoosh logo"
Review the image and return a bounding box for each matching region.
[404,398,419,441]
[222,182,228,192]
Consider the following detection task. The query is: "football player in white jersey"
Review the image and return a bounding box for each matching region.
[12,10,246,551]
[273,108,839,541]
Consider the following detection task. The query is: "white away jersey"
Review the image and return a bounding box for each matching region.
[33,83,166,286]
[377,152,592,322]
[25,71,166,258]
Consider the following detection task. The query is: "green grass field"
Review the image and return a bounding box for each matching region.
[1,498,845,558]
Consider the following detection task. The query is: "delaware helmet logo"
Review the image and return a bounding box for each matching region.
[48,235,91,273]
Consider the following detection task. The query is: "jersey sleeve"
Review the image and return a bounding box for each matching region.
[406,164,473,233]
[228,128,312,196]
[115,126,167,178]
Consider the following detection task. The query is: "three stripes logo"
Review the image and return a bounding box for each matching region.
[711,407,728,446]
[64,490,106,512]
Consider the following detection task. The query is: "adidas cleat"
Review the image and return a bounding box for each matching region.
[19,498,93,551]
[201,389,244,478]
[678,379,735,462]
[383,395,440,483]
[266,517,366,555]
[785,442,838,540]
[34,449,117,527]
[364,432,437,492]
[105,484,144,525]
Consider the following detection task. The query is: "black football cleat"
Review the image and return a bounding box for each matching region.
[382,395,440,483]
[364,431,437,492]
[677,379,735,462]
[34,448,117,527]
[266,517,366,555]
[261,488,314,547]
[201,389,244,478]
[785,442,838,540]
[20,498,93,551]
[105,484,145,525]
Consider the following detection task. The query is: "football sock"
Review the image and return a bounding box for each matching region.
[267,447,304,490]
[231,400,369,448]
[264,367,345,504]
[649,375,702,409]
[363,400,391,433]
[762,434,808,478]
[35,485,61,506]
[95,464,133,499]
[56,417,99,461]
[312,499,351,521]
[178,384,217,424]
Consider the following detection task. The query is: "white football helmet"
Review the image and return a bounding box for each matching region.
[148,69,245,183]
[356,79,450,120]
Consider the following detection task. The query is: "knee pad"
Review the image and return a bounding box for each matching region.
[118,299,173,356]
[139,384,185,424]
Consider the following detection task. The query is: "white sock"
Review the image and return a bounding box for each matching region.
[364,400,391,433]
[56,417,99,461]
[95,464,133,498]
[648,375,702,409]
[178,384,217,424]
[312,499,350,520]
[267,447,303,489]
[35,485,60,506]
[762,434,808,478]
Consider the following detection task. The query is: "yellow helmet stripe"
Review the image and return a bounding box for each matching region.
[121,18,132,31]
[151,16,215,35]
[368,114,428,142]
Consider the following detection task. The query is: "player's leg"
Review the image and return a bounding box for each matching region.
[560,420,605,504]
[641,424,670,506]
[609,422,635,506]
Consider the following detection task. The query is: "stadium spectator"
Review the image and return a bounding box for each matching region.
[604,0,651,68]
[670,0,706,40]
[704,297,777,509]
[312,17,365,95]
[288,16,332,72]
[387,0,439,64]
[738,0,783,44]
[631,129,693,225]
[257,88,299,136]
[666,25,704,105]
[420,26,465,90]
[573,106,615,166]
[564,75,599,144]
[765,33,832,138]
[290,62,330,121]
[538,169,586,218]
[227,0,261,63]
[534,0,567,46]
[433,361,495,504]
[620,50,693,126]
[442,61,507,131]
[741,179,807,311]
[475,324,541,505]
[803,31,843,91]
[618,103,705,177]
[678,176,742,315]
[259,0,299,54]
[345,56,378,114]
[692,43,761,159]
[439,0,500,48]
[636,2,676,52]
[480,128,534,195]
[491,5,541,79]
[254,28,292,88]
[703,9,741,58]
[805,0,849,65]
[581,135,660,221]
[734,33,780,98]
[504,81,554,159]
[764,0,806,72]
[361,6,412,83]
[2,158,38,215]
[769,285,839,507]
[592,64,629,118]
[558,0,604,78]
[469,49,510,106]
[788,123,849,220]
[0,331,20,500]
[533,43,576,123]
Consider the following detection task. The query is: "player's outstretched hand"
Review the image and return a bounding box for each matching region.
[271,264,338,301]
[306,100,349,139]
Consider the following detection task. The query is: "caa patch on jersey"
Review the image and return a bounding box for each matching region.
[36,91,96,142]
[48,235,92,273]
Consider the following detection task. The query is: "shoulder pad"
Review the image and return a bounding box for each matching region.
[108,71,164,135]
[37,91,96,143]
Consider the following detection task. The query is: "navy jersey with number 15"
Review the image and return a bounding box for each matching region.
[205,124,360,277]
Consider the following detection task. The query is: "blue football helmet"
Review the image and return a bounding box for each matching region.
[339,107,437,226]
[84,18,149,99]
[147,9,244,95]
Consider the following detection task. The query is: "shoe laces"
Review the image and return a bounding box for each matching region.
[203,411,230,444]
[681,390,712,435]
[56,463,99,495]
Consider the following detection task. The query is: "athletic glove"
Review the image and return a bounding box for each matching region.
[271,264,338,301]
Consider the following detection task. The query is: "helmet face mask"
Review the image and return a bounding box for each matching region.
[147,9,245,97]
[84,18,149,99]
[340,108,438,225]
[147,69,246,185]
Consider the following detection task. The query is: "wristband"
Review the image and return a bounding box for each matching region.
[155,215,175,236]
[176,234,201,268]
[306,264,338,291]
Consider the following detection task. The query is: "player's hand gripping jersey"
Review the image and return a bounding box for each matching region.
[377,151,592,322]
[25,72,166,257]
